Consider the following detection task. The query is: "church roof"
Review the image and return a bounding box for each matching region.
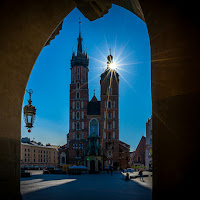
[87,96,100,115]
[91,94,98,102]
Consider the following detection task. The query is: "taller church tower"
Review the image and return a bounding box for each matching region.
[100,53,120,168]
[68,21,89,165]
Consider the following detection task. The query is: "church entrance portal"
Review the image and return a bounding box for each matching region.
[90,160,95,173]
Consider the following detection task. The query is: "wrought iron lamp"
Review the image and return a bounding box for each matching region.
[23,89,36,132]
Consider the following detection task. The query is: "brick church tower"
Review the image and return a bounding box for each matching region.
[100,53,120,169]
[66,22,130,171]
[68,21,89,165]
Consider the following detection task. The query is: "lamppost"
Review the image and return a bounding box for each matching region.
[23,89,36,133]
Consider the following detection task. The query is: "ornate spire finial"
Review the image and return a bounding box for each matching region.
[77,18,83,54]
[79,17,81,37]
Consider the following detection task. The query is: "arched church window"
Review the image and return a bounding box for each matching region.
[77,133,80,140]
[83,68,86,82]
[76,122,80,130]
[76,92,80,99]
[108,112,112,119]
[113,132,115,139]
[76,101,80,109]
[108,122,112,130]
[76,111,80,120]
[77,67,80,80]
[108,100,112,108]
[107,87,112,95]
[89,119,99,136]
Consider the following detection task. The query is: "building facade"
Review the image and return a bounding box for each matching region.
[67,23,129,172]
[145,116,152,170]
[132,136,146,170]
[21,137,58,168]
[58,144,69,167]
[118,141,130,169]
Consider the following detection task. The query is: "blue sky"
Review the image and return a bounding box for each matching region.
[21,5,151,151]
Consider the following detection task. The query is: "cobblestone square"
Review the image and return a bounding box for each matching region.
[21,172,152,200]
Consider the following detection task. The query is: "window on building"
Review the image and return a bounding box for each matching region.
[73,132,75,139]
[82,111,84,119]
[73,112,75,119]
[76,101,80,109]
[77,133,80,140]
[137,157,141,163]
[82,121,84,129]
[89,119,99,136]
[108,132,111,139]
[113,132,115,139]
[81,132,84,139]
[107,87,112,95]
[113,111,115,118]
[81,101,84,108]
[104,121,106,129]
[108,123,112,130]
[104,111,106,118]
[113,121,115,129]
[72,122,75,129]
[104,132,106,139]
[108,111,112,119]
[25,148,26,152]
[62,157,65,164]
[108,100,112,108]
[76,92,80,99]
[72,101,75,109]
[77,67,80,80]
[77,122,80,130]
[76,111,80,120]
[150,138,152,144]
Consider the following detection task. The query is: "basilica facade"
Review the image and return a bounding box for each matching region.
[67,24,130,172]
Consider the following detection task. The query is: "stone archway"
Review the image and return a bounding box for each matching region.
[0,1,200,200]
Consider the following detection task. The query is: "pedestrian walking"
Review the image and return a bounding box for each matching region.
[139,169,144,182]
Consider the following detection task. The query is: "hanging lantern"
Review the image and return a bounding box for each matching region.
[23,89,36,132]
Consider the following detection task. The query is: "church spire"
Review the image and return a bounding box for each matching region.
[71,19,89,68]
[77,19,83,55]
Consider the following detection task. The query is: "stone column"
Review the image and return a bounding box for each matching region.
[0,1,76,199]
